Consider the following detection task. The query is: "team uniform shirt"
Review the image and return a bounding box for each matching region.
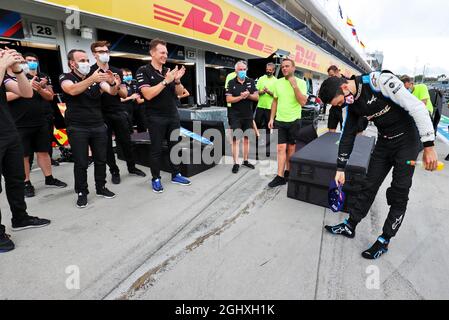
[273,77,308,122]
[412,84,434,114]
[0,80,18,139]
[136,64,178,118]
[89,64,126,114]
[4,72,51,128]
[256,75,277,109]
[225,77,257,120]
[59,72,103,128]
[338,71,435,170]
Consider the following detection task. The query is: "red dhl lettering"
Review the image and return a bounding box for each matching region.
[153,0,271,54]
[295,45,319,69]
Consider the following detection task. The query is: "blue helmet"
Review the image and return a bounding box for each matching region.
[328,180,346,213]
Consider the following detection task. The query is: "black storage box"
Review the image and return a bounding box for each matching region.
[301,105,320,128]
[287,132,375,212]
[116,131,218,178]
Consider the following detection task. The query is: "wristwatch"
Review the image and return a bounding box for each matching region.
[175,80,181,85]
[162,80,168,86]
[13,69,24,74]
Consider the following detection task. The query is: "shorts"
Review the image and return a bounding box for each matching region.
[18,125,51,157]
[228,117,253,137]
[274,119,301,145]
[328,106,343,130]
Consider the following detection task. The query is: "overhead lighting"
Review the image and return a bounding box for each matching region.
[141,57,152,61]
[183,62,195,65]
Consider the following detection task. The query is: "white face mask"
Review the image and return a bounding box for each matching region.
[21,63,30,74]
[98,53,110,64]
[76,62,91,76]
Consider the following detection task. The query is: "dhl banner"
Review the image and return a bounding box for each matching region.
[53,102,69,146]
[35,0,358,76]
[53,128,69,146]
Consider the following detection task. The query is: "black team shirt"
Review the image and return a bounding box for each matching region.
[4,73,51,128]
[89,64,126,115]
[226,77,257,120]
[136,64,178,118]
[59,71,103,128]
[0,79,18,139]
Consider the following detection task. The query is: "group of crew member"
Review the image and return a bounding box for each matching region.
[225,59,308,188]
[0,39,193,252]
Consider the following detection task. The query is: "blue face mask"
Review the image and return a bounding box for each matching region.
[123,75,133,83]
[408,87,413,93]
[237,70,247,79]
[28,61,38,70]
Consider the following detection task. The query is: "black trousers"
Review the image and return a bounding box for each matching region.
[254,107,271,156]
[67,125,108,194]
[104,112,136,175]
[125,103,147,133]
[349,131,420,239]
[146,115,181,179]
[0,135,29,235]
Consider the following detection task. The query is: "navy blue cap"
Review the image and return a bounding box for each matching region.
[328,180,346,213]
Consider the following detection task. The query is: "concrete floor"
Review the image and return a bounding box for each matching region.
[1,122,449,300]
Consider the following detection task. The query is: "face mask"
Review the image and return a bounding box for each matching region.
[28,61,38,70]
[344,93,355,105]
[238,70,247,79]
[20,63,30,74]
[266,71,273,77]
[408,87,413,93]
[76,62,91,76]
[98,53,110,64]
[123,75,133,83]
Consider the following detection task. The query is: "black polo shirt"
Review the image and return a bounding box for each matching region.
[59,71,103,128]
[0,80,18,139]
[226,77,257,119]
[89,64,125,115]
[136,64,178,118]
[4,72,50,128]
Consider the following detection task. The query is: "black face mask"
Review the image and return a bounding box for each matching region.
[266,72,273,77]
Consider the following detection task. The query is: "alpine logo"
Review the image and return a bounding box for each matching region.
[367,95,377,105]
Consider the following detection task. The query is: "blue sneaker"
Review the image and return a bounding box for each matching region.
[152,178,164,193]
[362,237,389,260]
[171,173,191,186]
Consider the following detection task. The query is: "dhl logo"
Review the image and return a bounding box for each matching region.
[153,0,274,55]
[53,128,69,146]
[293,45,319,69]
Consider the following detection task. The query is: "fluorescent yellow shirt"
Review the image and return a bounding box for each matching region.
[413,84,433,113]
[256,75,278,109]
[273,77,307,122]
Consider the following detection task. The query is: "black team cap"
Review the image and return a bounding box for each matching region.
[318,76,347,105]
